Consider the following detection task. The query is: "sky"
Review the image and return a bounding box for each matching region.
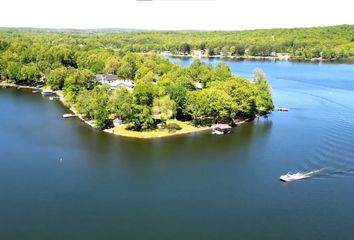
[1,0,353,30]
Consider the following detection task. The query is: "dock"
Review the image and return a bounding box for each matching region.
[274,107,289,112]
[62,113,76,118]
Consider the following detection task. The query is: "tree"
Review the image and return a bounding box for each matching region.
[179,43,191,55]
[105,57,121,74]
[91,86,111,129]
[110,87,133,120]
[209,78,257,118]
[125,104,154,131]
[117,54,137,80]
[185,89,236,125]
[165,84,188,117]
[252,68,266,83]
[133,81,157,106]
[253,69,274,115]
[211,62,232,82]
[152,96,176,124]
[47,67,71,90]
[75,86,111,129]
[63,69,95,103]
[6,62,21,81]
[221,46,229,57]
[19,64,40,85]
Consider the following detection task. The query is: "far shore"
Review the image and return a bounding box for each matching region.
[161,53,351,63]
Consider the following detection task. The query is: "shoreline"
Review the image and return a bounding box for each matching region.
[1,82,252,140]
[55,91,98,129]
[55,89,214,139]
[0,82,253,139]
[103,125,211,139]
[0,81,39,90]
[162,53,354,63]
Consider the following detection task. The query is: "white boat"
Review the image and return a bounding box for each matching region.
[212,130,225,135]
[62,113,76,118]
[280,169,323,182]
[41,89,54,95]
[49,96,60,100]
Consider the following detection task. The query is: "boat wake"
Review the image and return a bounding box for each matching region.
[281,89,354,182]
[280,169,324,182]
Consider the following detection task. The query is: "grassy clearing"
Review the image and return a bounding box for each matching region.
[107,119,210,139]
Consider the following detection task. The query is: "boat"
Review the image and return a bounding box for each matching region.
[41,89,54,95]
[280,172,308,182]
[212,129,225,135]
[49,96,60,100]
[62,113,76,118]
[211,124,232,135]
[280,169,323,182]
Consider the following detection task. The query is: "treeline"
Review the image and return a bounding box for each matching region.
[0,31,273,130]
[2,25,353,61]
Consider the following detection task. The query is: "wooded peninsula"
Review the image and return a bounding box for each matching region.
[2,25,351,137]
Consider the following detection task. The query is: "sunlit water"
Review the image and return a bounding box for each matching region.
[170,57,354,179]
[1,59,354,239]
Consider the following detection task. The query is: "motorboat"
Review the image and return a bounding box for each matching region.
[49,96,60,100]
[280,172,308,182]
[41,89,54,95]
[211,129,225,135]
[280,169,323,182]
[62,113,76,118]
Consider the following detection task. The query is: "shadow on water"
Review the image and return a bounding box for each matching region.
[72,115,273,174]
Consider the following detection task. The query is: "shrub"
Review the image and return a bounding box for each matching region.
[166,123,182,132]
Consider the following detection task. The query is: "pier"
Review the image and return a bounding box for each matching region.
[274,107,289,112]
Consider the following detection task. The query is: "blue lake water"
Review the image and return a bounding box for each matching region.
[1,59,354,239]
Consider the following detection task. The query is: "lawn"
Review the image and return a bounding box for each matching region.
[109,119,210,139]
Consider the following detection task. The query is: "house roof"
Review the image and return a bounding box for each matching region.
[211,124,232,130]
[96,74,118,82]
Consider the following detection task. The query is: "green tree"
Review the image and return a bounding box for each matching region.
[6,61,21,81]
[47,67,71,90]
[211,62,232,82]
[19,64,40,85]
[133,81,157,106]
[253,69,274,115]
[179,43,191,55]
[152,95,176,124]
[165,84,188,117]
[185,88,236,125]
[105,57,121,74]
[125,104,154,131]
[110,87,133,120]
[117,54,137,80]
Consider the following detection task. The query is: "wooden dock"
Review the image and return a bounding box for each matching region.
[274,107,289,112]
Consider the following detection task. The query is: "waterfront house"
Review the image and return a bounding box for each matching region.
[96,74,118,83]
[96,74,134,91]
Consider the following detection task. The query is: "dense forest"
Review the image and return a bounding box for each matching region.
[1,24,353,60]
[8,25,354,130]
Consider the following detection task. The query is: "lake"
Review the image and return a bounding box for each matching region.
[1,59,354,240]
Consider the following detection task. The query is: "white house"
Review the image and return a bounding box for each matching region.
[96,74,135,91]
